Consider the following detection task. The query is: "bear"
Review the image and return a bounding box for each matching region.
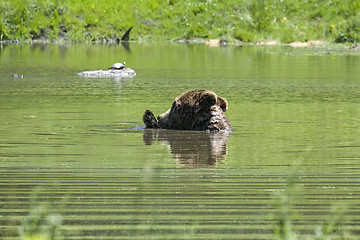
[143,89,232,131]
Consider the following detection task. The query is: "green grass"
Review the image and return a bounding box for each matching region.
[271,174,350,240]
[1,0,360,43]
[17,175,353,240]
[18,201,63,240]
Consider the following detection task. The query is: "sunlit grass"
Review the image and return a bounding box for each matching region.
[18,203,63,240]
[0,0,359,43]
[271,171,353,240]
[16,174,354,240]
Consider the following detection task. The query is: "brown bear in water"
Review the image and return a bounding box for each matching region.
[143,90,232,131]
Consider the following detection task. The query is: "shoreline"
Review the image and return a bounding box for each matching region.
[1,1,359,46]
[1,38,359,52]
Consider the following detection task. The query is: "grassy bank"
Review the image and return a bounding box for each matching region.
[1,0,359,43]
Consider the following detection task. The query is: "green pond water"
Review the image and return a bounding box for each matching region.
[1,43,360,239]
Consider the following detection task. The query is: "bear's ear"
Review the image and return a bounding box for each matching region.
[217,97,228,112]
[199,92,217,108]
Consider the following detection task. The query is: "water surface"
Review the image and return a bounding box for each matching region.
[1,43,360,239]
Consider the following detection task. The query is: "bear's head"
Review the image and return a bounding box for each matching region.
[154,90,232,131]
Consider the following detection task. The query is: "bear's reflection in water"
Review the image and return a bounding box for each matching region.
[143,129,231,166]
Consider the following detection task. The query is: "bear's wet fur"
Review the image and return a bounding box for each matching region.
[143,90,232,131]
